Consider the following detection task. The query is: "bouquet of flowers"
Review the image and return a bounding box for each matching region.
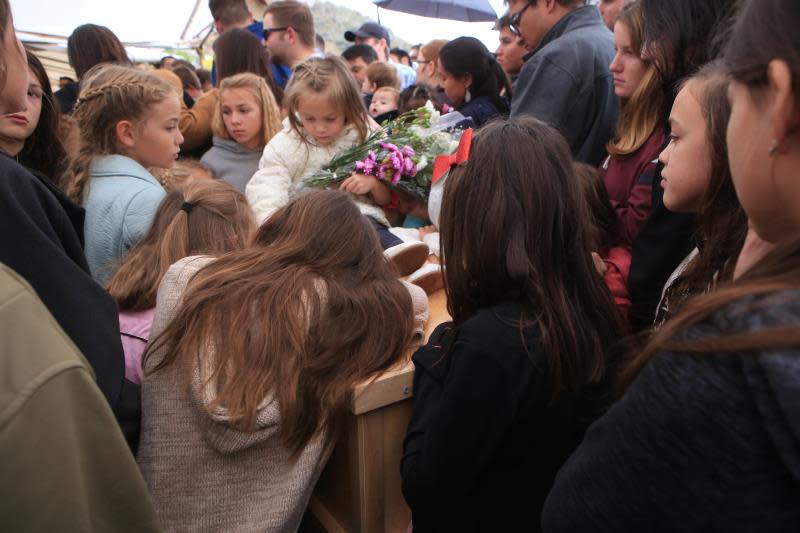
[304,101,466,202]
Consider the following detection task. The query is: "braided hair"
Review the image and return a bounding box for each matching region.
[67,64,178,203]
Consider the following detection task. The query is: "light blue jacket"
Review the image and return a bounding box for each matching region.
[84,155,166,284]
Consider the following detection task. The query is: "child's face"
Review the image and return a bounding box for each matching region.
[659,80,712,213]
[369,90,398,117]
[220,87,263,150]
[124,94,183,169]
[296,92,346,146]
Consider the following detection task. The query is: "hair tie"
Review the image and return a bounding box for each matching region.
[181,201,194,214]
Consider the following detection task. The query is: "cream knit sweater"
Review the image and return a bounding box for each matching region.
[245,122,390,226]
[138,256,428,532]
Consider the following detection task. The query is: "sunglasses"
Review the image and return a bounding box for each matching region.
[263,26,289,40]
[508,1,534,36]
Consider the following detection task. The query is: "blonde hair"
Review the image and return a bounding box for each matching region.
[366,61,401,91]
[107,179,255,311]
[284,55,370,145]
[212,73,282,147]
[67,64,179,202]
[606,1,663,157]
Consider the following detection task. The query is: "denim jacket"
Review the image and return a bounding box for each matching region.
[84,155,165,284]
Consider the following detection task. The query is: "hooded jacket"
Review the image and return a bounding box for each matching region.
[201,135,263,193]
[138,256,430,532]
[542,290,800,532]
[510,5,617,166]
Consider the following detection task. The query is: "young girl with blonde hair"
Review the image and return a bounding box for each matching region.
[201,72,282,193]
[246,54,428,272]
[68,64,183,284]
[107,179,255,385]
[138,190,428,531]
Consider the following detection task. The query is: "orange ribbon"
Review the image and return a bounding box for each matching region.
[431,128,474,184]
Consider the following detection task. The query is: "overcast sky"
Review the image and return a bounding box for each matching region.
[11,0,507,51]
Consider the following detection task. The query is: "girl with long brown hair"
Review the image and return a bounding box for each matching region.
[542,1,800,528]
[653,63,747,324]
[601,0,665,247]
[137,189,428,532]
[401,117,626,532]
[108,179,255,385]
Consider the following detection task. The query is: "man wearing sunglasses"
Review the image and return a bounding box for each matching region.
[507,0,617,166]
[263,1,321,72]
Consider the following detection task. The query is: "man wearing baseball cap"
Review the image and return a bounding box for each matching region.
[344,22,416,89]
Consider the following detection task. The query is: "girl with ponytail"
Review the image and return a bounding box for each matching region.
[69,63,184,283]
[437,36,512,127]
[107,179,255,385]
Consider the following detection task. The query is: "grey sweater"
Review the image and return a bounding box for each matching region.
[201,136,263,193]
[137,257,327,533]
[510,6,618,166]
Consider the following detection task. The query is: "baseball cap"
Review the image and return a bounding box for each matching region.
[344,22,391,47]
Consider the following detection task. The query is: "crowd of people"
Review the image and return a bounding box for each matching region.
[1,0,799,531]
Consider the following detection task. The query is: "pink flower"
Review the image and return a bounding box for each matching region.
[355,151,378,175]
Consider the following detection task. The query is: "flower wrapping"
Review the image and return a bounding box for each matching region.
[304,102,466,202]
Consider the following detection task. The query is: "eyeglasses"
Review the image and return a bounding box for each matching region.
[263,26,289,40]
[508,1,534,37]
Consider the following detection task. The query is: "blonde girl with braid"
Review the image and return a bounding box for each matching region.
[107,179,255,385]
[69,64,183,284]
[246,55,429,273]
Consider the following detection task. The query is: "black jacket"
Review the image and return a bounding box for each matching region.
[542,291,800,532]
[510,6,617,165]
[0,154,140,449]
[402,302,609,532]
[628,162,696,330]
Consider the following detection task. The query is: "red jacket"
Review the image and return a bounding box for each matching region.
[599,130,666,247]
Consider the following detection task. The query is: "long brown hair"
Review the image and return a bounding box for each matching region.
[212,28,283,104]
[656,63,747,322]
[66,24,131,79]
[619,0,800,390]
[107,180,255,312]
[606,0,663,157]
[440,118,626,398]
[284,55,370,145]
[146,190,415,457]
[574,162,619,254]
[18,50,69,188]
[67,64,178,203]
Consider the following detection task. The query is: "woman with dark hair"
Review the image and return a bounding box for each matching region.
[0,1,158,528]
[54,23,131,115]
[653,63,747,324]
[401,117,625,531]
[627,0,737,330]
[437,36,511,127]
[0,50,69,188]
[541,1,800,529]
[179,28,283,155]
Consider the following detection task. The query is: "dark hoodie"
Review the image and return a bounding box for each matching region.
[0,153,140,450]
[542,290,800,532]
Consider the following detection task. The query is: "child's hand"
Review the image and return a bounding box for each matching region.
[340,173,377,196]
